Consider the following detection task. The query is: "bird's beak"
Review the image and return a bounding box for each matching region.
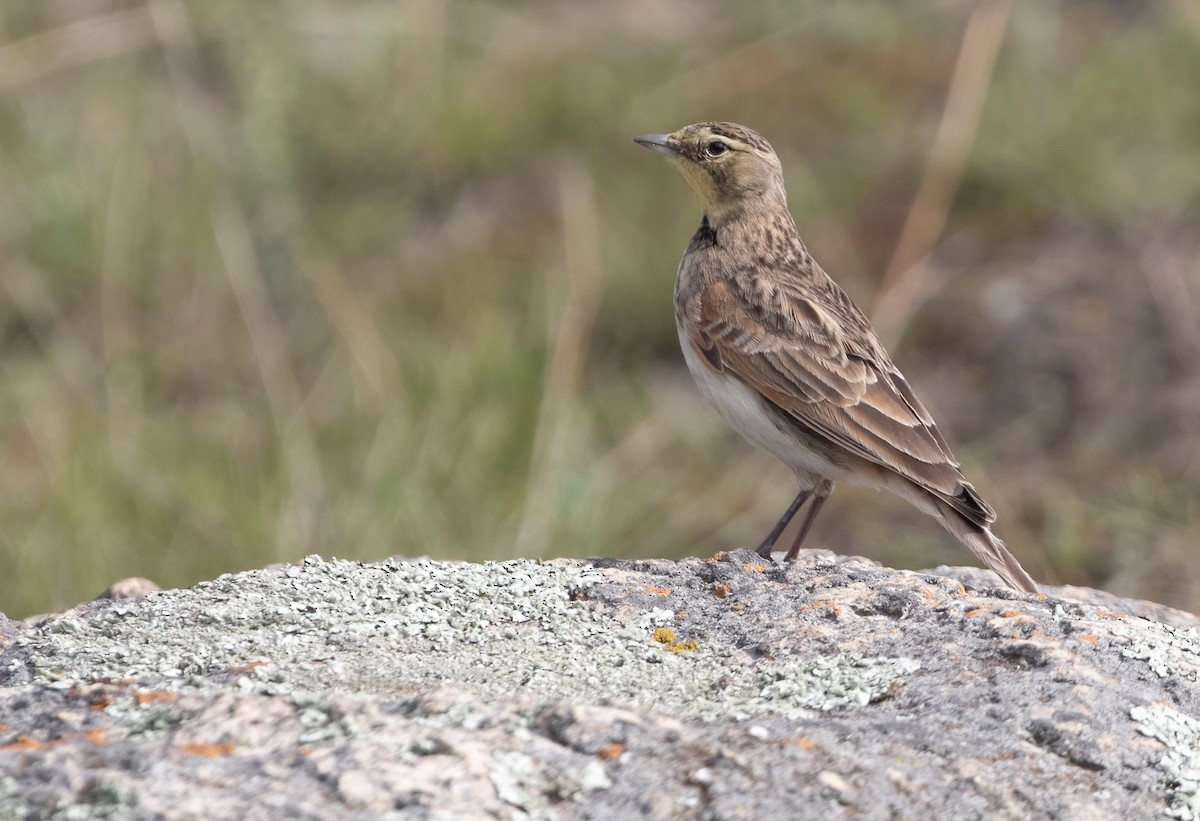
[634,133,678,158]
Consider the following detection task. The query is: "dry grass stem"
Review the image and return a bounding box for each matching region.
[99,151,146,471]
[514,157,603,556]
[150,0,325,557]
[0,7,157,91]
[871,0,1014,345]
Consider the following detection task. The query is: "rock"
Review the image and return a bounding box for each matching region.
[0,549,1198,819]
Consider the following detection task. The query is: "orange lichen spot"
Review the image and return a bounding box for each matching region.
[998,610,1021,619]
[797,600,844,618]
[133,690,177,705]
[1,736,45,751]
[596,742,626,760]
[228,661,268,674]
[644,585,672,596]
[675,610,689,619]
[1095,610,1127,620]
[83,728,109,745]
[179,743,238,757]
[740,563,767,572]
[963,608,987,618]
[713,583,732,599]
[1077,634,1099,645]
[1029,630,1055,641]
[707,551,730,563]
[790,738,816,750]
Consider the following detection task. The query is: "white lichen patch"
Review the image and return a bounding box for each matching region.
[1113,621,1200,681]
[756,654,921,712]
[9,556,923,727]
[489,750,555,817]
[14,556,604,684]
[1132,704,1200,820]
[680,653,921,721]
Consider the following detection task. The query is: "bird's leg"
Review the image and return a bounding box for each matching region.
[783,493,829,561]
[755,490,811,558]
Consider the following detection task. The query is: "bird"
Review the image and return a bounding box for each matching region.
[634,122,1037,593]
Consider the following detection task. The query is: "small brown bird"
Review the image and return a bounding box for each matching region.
[635,122,1037,592]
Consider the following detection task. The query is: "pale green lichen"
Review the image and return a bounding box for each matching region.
[1131,704,1200,820]
[1113,621,1200,681]
[489,750,556,819]
[755,654,921,713]
[12,557,917,732]
[0,778,29,821]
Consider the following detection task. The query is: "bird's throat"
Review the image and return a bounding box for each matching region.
[691,214,718,248]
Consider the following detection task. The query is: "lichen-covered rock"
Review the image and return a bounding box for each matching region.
[1,550,1198,819]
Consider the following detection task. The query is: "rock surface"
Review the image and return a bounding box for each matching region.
[2,549,1199,820]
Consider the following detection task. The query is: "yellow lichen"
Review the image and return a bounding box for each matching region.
[652,627,677,644]
[651,626,698,653]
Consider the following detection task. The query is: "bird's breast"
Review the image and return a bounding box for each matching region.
[675,324,850,488]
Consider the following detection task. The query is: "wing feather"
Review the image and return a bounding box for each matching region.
[689,276,994,526]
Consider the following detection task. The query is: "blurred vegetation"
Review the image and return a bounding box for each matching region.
[1,1,1198,618]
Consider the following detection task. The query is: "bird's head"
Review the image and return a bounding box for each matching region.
[634,122,785,220]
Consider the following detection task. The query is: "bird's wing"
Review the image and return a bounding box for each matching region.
[688,276,995,527]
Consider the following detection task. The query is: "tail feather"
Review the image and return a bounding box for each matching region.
[937,506,1038,593]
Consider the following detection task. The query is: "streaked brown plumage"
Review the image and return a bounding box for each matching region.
[635,122,1037,593]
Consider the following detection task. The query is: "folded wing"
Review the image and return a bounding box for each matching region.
[689,276,995,528]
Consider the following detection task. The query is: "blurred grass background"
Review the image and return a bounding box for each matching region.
[1,0,1198,618]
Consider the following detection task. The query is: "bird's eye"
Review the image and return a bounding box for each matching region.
[705,141,729,157]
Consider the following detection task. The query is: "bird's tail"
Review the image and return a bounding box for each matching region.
[936,507,1038,593]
